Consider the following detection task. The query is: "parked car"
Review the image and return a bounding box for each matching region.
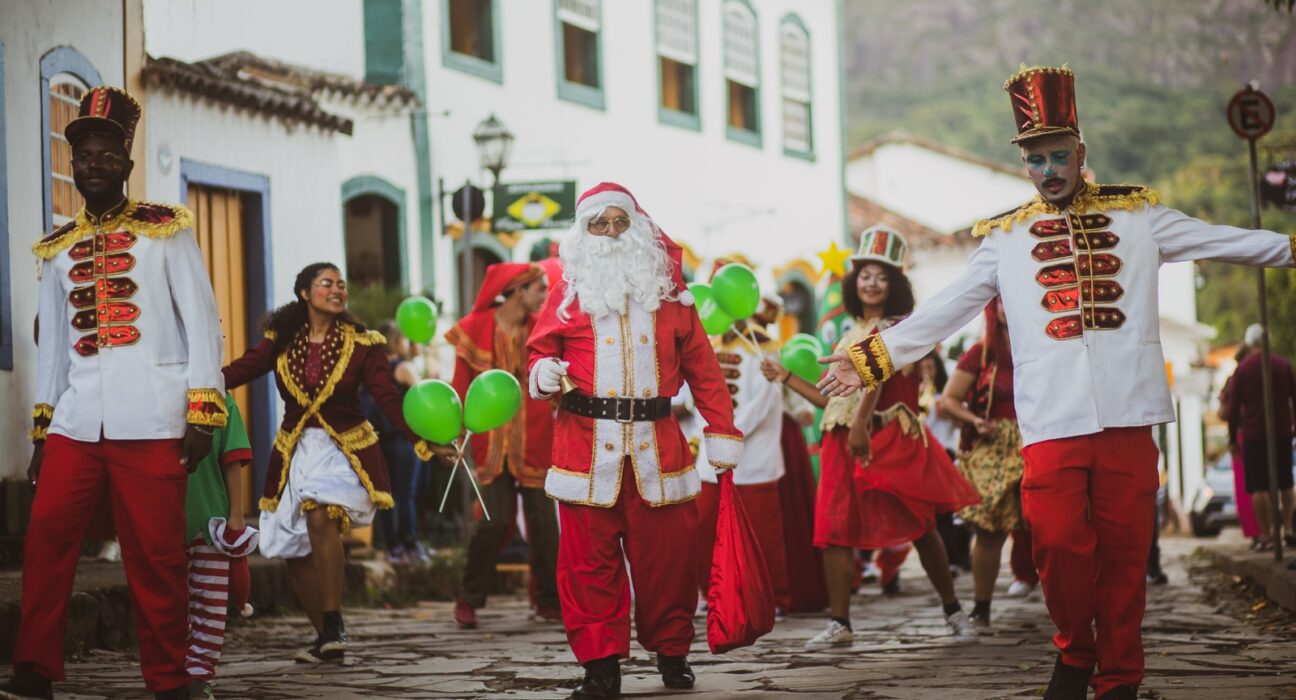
[1190,453,1238,537]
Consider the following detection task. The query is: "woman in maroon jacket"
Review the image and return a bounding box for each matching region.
[223,262,442,664]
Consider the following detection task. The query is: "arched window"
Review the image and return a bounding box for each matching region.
[780,15,813,158]
[48,75,88,223]
[723,0,760,146]
[656,0,699,130]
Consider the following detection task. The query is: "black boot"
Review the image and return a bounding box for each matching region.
[1097,686,1137,700]
[656,654,695,690]
[571,655,620,699]
[0,665,53,700]
[320,611,349,655]
[1043,655,1092,700]
[153,685,191,700]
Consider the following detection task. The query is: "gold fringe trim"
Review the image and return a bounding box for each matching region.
[445,326,493,372]
[259,496,280,512]
[299,500,354,534]
[846,342,877,391]
[32,404,53,420]
[1003,64,1073,91]
[187,387,229,428]
[414,440,434,461]
[354,330,386,346]
[300,498,320,513]
[264,330,277,341]
[869,334,894,381]
[972,184,1161,238]
[31,200,195,260]
[30,426,49,442]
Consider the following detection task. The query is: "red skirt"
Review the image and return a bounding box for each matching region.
[815,424,980,550]
[777,415,828,613]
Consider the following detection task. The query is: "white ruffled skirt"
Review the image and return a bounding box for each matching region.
[258,428,376,559]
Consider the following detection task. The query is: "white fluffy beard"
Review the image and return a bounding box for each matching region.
[558,211,674,320]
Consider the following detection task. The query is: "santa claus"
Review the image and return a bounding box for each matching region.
[528,182,742,699]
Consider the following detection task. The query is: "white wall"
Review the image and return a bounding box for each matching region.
[0,0,126,478]
[143,0,364,78]
[146,92,346,312]
[846,142,1037,233]
[422,0,845,308]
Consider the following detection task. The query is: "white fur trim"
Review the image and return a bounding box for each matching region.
[678,290,694,307]
[576,190,636,220]
[206,518,260,558]
[703,432,743,469]
[529,357,560,399]
[546,466,622,507]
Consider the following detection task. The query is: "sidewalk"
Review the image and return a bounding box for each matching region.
[0,550,507,664]
[1201,529,1296,613]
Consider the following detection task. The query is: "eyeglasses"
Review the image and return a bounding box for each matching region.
[313,279,348,291]
[588,216,631,234]
[72,152,126,168]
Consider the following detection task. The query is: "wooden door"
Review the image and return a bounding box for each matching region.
[188,184,254,512]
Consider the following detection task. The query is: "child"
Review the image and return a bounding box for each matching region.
[184,393,259,698]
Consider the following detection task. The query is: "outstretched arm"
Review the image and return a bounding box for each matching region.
[1148,205,1295,267]
[820,236,1000,396]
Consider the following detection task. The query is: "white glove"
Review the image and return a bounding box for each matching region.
[533,358,570,397]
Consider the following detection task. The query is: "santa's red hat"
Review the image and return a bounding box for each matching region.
[472,262,544,313]
[575,182,644,220]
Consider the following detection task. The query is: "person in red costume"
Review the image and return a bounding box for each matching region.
[222,262,443,664]
[527,183,742,699]
[820,67,1296,700]
[444,261,560,627]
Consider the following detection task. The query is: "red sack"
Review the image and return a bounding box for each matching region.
[706,471,776,653]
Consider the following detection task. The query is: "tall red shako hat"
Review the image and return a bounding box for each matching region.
[65,86,142,151]
[1003,66,1079,144]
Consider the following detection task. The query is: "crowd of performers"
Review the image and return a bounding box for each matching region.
[5,64,1296,700]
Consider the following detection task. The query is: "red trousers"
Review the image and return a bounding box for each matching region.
[557,462,698,663]
[1010,525,1039,585]
[16,435,190,691]
[1021,427,1159,696]
[693,480,791,611]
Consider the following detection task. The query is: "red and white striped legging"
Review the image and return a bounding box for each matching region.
[185,519,258,680]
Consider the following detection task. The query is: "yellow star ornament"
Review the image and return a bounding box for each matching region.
[817,241,851,278]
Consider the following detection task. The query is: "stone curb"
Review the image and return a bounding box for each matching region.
[1203,543,1296,613]
[0,550,526,664]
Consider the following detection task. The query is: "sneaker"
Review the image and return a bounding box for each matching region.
[97,539,122,562]
[968,608,991,627]
[294,636,344,664]
[804,619,854,650]
[1146,570,1168,586]
[860,561,880,584]
[945,610,979,643]
[1005,579,1036,598]
[454,597,478,629]
[320,611,348,654]
[0,666,53,700]
[188,680,216,699]
[881,574,902,596]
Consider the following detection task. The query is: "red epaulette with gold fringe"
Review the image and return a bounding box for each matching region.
[972,184,1159,238]
[32,200,195,260]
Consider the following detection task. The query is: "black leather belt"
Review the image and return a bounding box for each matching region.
[560,392,672,423]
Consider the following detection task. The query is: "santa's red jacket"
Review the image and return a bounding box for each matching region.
[526,278,743,508]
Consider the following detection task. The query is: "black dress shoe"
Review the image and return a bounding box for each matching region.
[1043,655,1092,700]
[571,655,620,699]
[1096,685,1137,700]
[656,654,695,690]
[153,686,190,700]
[0,665,53,700]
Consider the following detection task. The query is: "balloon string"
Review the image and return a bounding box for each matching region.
[730,322,762,354]
[437,431,491,521]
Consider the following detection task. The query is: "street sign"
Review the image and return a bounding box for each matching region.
[1227,86,1275,141]
[451,184,486,222]
[493,180,577,231]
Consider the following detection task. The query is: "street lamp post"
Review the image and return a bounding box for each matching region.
[459,115,514,316]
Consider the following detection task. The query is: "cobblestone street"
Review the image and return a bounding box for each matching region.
[30,536,1296,699]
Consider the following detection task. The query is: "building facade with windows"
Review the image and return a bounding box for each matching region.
[424,0,848,321]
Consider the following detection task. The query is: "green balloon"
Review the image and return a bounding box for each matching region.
[402,379,463,444]
[781,344,823,384]
[689,282,735,336]
[464,369,522,434]
[396,296,438,344]
[711,263,760,320]
[783,333,824,356]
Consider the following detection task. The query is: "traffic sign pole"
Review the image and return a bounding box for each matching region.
[1230,83,1282,562]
